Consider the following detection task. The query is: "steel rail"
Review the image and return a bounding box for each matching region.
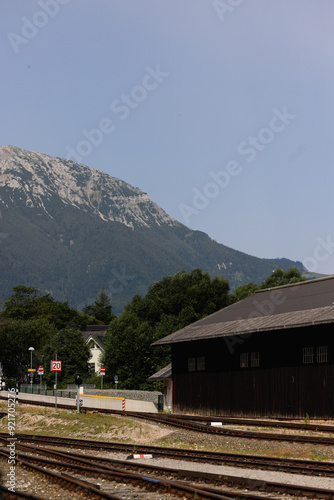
[0,447,251,500]
[116,410,334,445]
[4,393,334,432]
[2,440,334,500]
[3,394,334,446]
[162,413,334,433]
[2,393,334,434]
[0,450,121,499]
[0,486,50,500]
[3,432,334,478]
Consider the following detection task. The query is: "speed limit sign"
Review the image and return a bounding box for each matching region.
[51,360,62,371]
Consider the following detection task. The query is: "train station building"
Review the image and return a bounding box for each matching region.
[154,276,334,418]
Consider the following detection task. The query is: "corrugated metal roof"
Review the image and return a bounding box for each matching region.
[154,276,334,345]
[147,363,172,380]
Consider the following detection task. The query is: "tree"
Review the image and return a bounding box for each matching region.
[229,282,259,304]
[44,328,90,385]
[0,318,56,380]
[83,288,115,324]
[103,269,230,389]
[229,267,306,305]
[260,267,305,289]
[0,286,95,386]
[2,285,97,330]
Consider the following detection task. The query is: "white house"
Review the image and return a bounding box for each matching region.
[84,325,108,374]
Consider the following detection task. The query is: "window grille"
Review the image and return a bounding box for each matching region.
[197,356,205,371]
[188,356,205,371]
[188,357,196,372]
[303,347,314,364]
[317,346,328,363]
[240,353,249,368]
[251,352,260,367]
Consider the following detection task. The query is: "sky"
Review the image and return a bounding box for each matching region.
[1,0,334,274]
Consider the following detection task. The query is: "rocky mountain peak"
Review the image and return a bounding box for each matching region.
[0,145,176,229]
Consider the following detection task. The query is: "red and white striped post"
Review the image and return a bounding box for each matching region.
[100,366,105,390]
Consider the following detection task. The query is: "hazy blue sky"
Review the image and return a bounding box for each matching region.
[2,1,334,274]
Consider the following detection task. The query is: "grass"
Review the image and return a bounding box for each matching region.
[0,401,142,441]
[2,401,334,462]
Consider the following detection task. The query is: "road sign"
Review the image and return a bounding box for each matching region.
[38,366,44,375]
[28,369,36,372]
[100,366,105,374]
[51,360,62,372]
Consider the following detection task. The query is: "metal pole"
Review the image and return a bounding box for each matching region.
[30,350,33,392]
[76,384,80,414]
[55,353,57,412]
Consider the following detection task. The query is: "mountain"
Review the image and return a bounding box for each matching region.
[0,145,305,314]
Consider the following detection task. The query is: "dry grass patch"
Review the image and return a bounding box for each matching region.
[0,401,171,444]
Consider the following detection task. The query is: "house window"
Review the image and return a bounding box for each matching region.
[188,357,196,372]
[240,353,249,368]
[317,346,328,363]
[188,357,205,371]
[251,352,260,367]
[197,356,205,371]
[88,363,95,373]
[303,347,314,364]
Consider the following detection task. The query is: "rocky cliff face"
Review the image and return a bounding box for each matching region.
[0,145,304,313]
[0,145,176,229]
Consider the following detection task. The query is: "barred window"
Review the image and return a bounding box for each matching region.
[197,356,205,371]
[240,353,249,368]
[303,347,314,364]
[188,357,205,371]
[317,346,328,363]
[188,357,196,372]
[251,352,260,367]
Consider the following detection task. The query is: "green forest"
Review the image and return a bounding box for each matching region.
[0,267,304,390]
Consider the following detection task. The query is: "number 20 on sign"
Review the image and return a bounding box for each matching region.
[51,360,62,371]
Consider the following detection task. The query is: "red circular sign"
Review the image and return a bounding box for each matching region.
[38,366,44,372]
[100,366,105,373]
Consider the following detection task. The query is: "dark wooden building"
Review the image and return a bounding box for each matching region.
[154,276,334,418]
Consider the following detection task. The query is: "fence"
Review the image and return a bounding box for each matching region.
[18,385,75,398]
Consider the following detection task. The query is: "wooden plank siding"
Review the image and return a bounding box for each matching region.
[171,323,334,418]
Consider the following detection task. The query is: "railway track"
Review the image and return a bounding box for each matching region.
[0,442,278,500]
[153,411,334,433]
[2,432,334,478]
[113,411,334,446]
[1,438,334,499]
[2,394,334,444]
[0,486,50,499]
